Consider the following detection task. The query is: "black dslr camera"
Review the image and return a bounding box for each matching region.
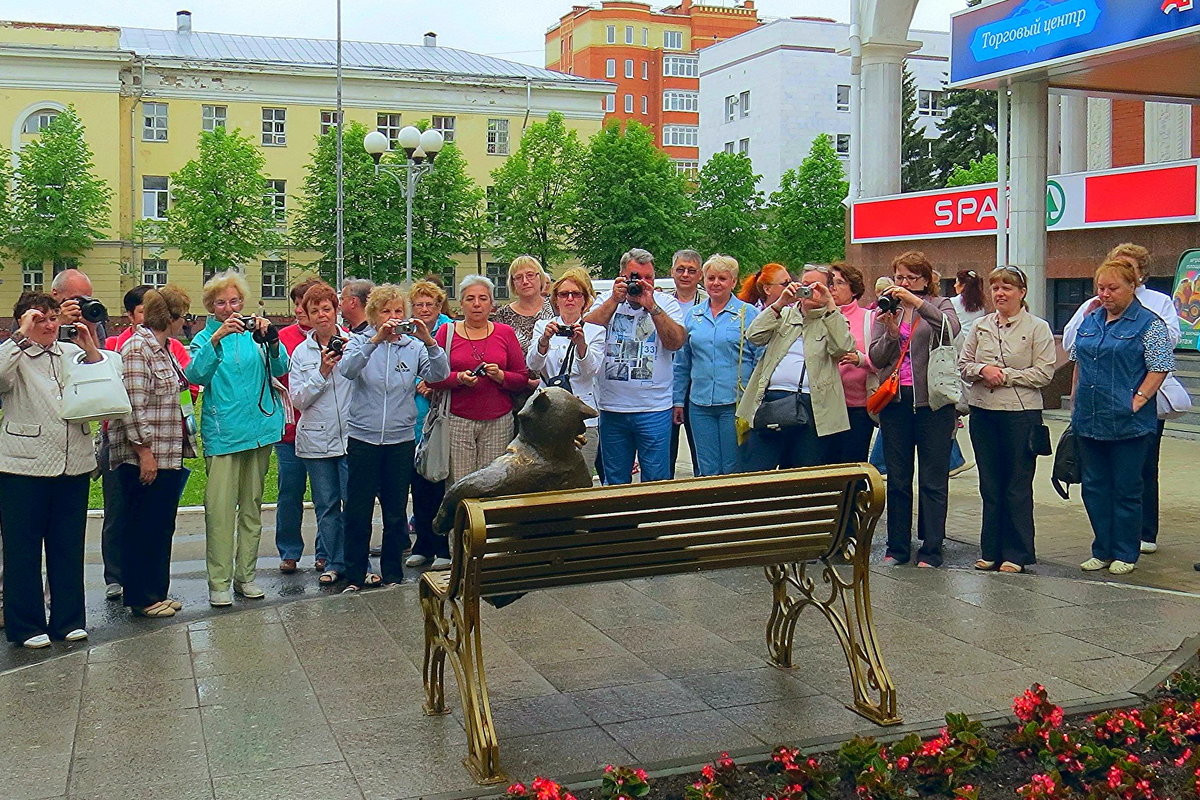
[326,336,346,356]
[76,296,108,323]
[626,272,644,297]
[876,293,901,314]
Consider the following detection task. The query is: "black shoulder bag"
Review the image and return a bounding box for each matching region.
[544,338,575,394]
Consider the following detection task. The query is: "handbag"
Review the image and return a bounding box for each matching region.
[926,314,961,412]
[866,316,916,416]
[544,334,575,394]
[995,324,1052,458]
[1051,425,1082,499]
[60,350,132,424]
[753,364,809,430]
[415,324,453,482]
[1157,374,1193,420]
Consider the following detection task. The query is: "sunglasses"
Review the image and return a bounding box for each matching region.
[996,265,1027,287]
[556,291,585,299]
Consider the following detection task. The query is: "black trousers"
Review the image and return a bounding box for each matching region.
[100,464,125,586]
[822,406,876,464]
[0,472,89,643]
[116,463,182,608]
[1141,419,1165,544]
[409,470,449,559]
[344,438,413,585]
[741,393,825,472]
[968,408,1039,567]
[878,387,956,566]
[669,398,701,478]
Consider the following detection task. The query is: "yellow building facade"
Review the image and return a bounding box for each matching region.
[0,16,609,317]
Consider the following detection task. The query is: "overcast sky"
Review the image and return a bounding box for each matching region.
[0,0,965,67]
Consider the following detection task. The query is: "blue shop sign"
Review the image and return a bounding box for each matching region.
[951,0,1200,84]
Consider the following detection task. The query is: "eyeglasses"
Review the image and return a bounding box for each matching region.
[212,298,244,309]
[893,274,923,284]
[831,277,849,287]
[556,291,585,299]
[673,267,699,276]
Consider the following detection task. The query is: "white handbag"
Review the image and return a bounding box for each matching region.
[1157,374,1193,420]
[60,350,133,424]
[926,314,962,412]
[414,324,452,483]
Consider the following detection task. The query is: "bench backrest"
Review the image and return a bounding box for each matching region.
[444,465,883,599]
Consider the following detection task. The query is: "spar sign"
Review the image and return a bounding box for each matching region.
[850,160,1199,243]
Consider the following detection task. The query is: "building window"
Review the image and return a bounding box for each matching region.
[262,107,287,146]
[486,262,509,300]
[835,134,851,158]
[738,138,750,156]
[642,27,648,46]
[724,95,737,123]
[432,115,456,142]
[142,102,168,141]
[264,179,286,225]
[142,258,168,289]
[377,112,403,149]
[836,84,851,112]
[142,176,169,220]
[22,109,59,134]
[663,55,699,78]
[625,59,634,79]
[663,91,699,112]
[673,159,699,178]
[202,104,227,132]
[918,90,946,117]
[606,25,615,43]
[641,96,648,115]
[739,91,751,117]
[486,119,509,155]
[261,260,288,300]
[320,109,341,136]
[604,94,615,113]
[625,25,634,44]
[661,125,699,148]
[21,261,44,292]
[664,30,683,50]
[440,266,457,299]
[723,141,735,154]
[625,94,634,113]
[1052,279,1090,334]
[606,58,616,78]
[642,61,648,80]
[485,185,501,226]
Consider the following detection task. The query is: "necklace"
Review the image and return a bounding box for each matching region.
[460,321,491,364]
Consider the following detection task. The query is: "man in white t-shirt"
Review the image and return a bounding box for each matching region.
[585,248,687,484]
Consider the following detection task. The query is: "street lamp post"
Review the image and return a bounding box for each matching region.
[363,126,445,285]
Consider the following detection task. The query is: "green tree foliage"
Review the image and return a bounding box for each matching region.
[689,151,765,269]
[166,126,278,272]
[901,64,937,192]
[408,141,483,278]
[932,88,997,185]
[489,112,582,268]
[0,145,12,259]
[573,121,693,278]
[946,153,999,187]
[6,106,111,265]
[463,194,496,273]
[767,134,847,265]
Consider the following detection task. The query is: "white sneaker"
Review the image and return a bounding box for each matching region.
[233,581,266,599]
[1139,541,1158,554]
[104,583,123,600]
[405,554,430,568]
[64,628,88,642]
[22,634,50,649]
[1108,560,1137,575]
[209,589,233,607]
[430,557,452,570]
[1080,557,1112,571]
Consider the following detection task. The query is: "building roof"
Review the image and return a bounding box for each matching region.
[119,27,594,84]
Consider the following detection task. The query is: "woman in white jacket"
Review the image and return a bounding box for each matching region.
[527,268,605,475]
[288,283,351,586]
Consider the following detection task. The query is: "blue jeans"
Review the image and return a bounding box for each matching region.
[304,455,348,574]
[1078,434,1151,564]
[599,409,673,484]
[274,441,311,561]
[688,403,738,476]
[949,435,966,471]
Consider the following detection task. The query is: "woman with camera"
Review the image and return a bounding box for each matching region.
[736,266,855,472]
[958,266,1056,574]
[528,268,605,474]
[0,292,103,647]
[869,251,961,568]
[107,285,195,618]
[823,262,878,463]
[338,285,450,588]
[429,275,529,487]
[186,271,289,608]
[288,283,352,586]
[672,255,760,476]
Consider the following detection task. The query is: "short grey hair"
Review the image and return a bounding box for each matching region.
[619,248,654,270]
[341,277,373,305]
[672,249,702,268]
[458,274,495,296]
[51,268,92,295]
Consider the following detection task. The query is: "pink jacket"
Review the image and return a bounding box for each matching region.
[837,301,877,408]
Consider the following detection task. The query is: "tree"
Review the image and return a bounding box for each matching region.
[408,141,483,278]
[932,88,997,185]
[573,121,693,277]
[901,64,937,192]
[489,111,582,268]
[463,194,496,273]
[689,152,765,269]
[767,134,847,265]
[166,126,278,273]
[946,153,999,187]
[6,106,111,266]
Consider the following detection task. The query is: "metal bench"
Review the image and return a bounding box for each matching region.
[419,464,900,784]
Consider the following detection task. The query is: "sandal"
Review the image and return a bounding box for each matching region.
[341,584,360,593]
[133,602,176,618]
[974,560,997,571]
[363,573,382,587]
[314,558,327,572]
[318,570,339,585]
[999,562,1024,574]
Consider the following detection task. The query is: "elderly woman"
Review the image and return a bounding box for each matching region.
[429,275,529,486]
[737,263,791,310]
[0,292,103,647]
[528,268,605,474]
[672,255,760,476]
[186,271,289,608]
[289,283,352,586]
[493,255,555,352]
[870,251,961,568]
[824,262,878,463]
[338,285,449,588]
[107,285,195,617]
[958,267,1056,574]
[408,280,455,567]
[1071,259,1174,576]
[736,265,854,472]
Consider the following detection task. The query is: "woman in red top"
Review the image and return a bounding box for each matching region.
[429,275,529,486]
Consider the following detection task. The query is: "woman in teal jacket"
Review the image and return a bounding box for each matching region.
[186,271,289,608]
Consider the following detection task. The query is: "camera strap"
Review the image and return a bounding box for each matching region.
[554,336,576,381]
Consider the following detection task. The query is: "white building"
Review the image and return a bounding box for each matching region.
[698,17,949,196]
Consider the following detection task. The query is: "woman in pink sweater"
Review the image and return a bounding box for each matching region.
[824,262,878,463]
[429,275,529,485]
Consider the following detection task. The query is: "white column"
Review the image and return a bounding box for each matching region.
[1086,97,1112,171]
[1046,95,1061,175]
[1144,101,1190,163]
[1059,94,1088,173]
[1009,80,1048,317]
[858,41,918,198]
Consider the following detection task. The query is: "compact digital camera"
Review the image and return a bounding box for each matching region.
[469,364,489,378]
[626,272,644,297]
[395,320,418,336]
[555,324,577,338]
[326,336,346,356]
[57,324,80,342]
[795,284,814,300]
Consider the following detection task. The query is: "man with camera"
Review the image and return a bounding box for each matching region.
[51,268,109,345]
[585,248,687,484]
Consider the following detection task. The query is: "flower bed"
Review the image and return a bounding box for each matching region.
[502,671,1200,800]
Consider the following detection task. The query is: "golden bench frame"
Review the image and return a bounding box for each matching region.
[419,465,900,784]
